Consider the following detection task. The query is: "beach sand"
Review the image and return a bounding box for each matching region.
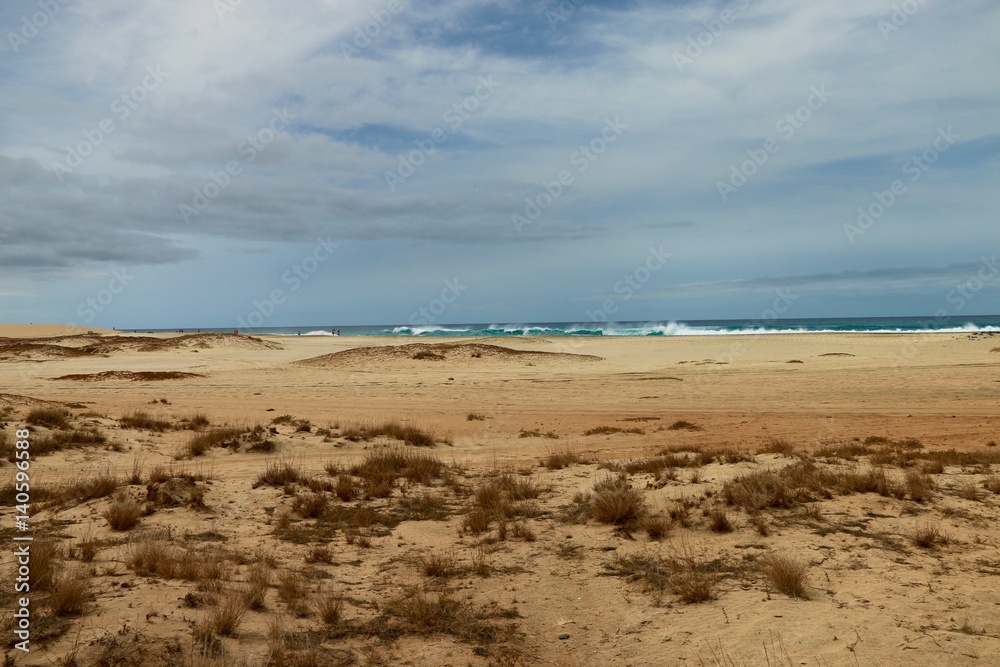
[1,328,998,665]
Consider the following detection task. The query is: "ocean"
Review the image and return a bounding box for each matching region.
[131,315,1000,337]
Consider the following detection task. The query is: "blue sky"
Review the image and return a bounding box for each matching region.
[1,0,998,328]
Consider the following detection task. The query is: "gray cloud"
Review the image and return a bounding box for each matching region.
[1,0,998,324]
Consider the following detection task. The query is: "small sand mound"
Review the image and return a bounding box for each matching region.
[1,333,280,359]
[297,342,602,368]
[0,341,92,362]
[51,371,205,382]
[84,333,282,354]
[153,333,282,351]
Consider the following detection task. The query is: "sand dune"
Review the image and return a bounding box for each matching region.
[296,341,603,368]
[51,370,206,382]
[0,333,280,363]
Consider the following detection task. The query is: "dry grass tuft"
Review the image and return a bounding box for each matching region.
[350,446,444,487]
[26,407,71,429]
[519,428,559,439]
[53,471,121,505]
[708,508,733,533]
[462,472,545,533]
[332,474,357,501]
[912,523,948,549]
[759,437,795,455]
[591,476,645,526]
[119,411,172,432]
[206,594,249,637]
[379,588,519,645]
[7,426,107,459]
[606,544,717,604]
[49,571,90,617]
[667,420,702,431]
[984,475,1000,495]
[642,514,671,540]
[28,539,61,592]
[183,427,244,458]
[103,494,142,531]
[540,448,583,470]
[243,563,271,610]
[316,591,345,625]
[761,554,809,599]
[399,491,450,521]
[127,537,230,586]
[419,551,461,579]
[463,508,492,534]
[277,570,310,616]
[958,480,981,502]
[904,470,935,503]
[253,459,306,488]
[291,492,328,519]
[342,419,441,447]
[584,425,644,436]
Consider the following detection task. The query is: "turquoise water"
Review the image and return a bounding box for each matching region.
[133,315,1000,337]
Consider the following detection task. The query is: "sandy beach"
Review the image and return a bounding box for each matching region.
[2,328,999,665]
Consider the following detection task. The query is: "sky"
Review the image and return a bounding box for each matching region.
[1,0,998,329]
